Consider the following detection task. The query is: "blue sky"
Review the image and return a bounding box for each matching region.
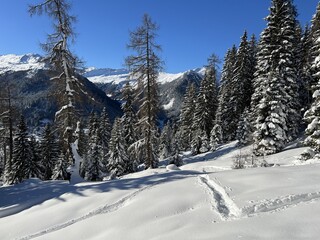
[0,0,319,73]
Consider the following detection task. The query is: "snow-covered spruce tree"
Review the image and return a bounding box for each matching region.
[108,118,129,179]
[191,54,219,153]
[210,124,223,151]
[75,120,88,158]
[251,0,300,155]
[7,116,33,184]
[40,124,60,180]
[52,153,69,180]
[159,122,173,160]
[169,138,183,167]
[227,31,255,136]
[191,128,210,155]
[192,54,219,138]
[85,120,104,181]
[216,46,237,141]
[178,82,196,150]
[98,107,112,168]
[28,136,43,179]
[236,108,252,146]
[29,0,79,165]
[125,14,163,169]
[300,25,313,109]
[303,3,320,155]
[120,83,139,173]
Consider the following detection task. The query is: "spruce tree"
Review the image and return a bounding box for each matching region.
[40,124,60,180]
[159,122,173,160]
[210,124,223,151]
[192,54,219,140]
[52,153,69,180]
[121,83,138,172]
[251,0,300,155]
[216,46,237,141]
[98,108,112,167]
[178,83,196,150]
[236,109,252,146]
[125,14,162,169]
[28,136,43,179]
[108,118,129,178]
[8,116,32,184]
[304,3,320,154]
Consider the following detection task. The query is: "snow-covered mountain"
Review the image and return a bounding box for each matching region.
[84,67,206,119]
[0,53,46,74]
[0,54,121,127]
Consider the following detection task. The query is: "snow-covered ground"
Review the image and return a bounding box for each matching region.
[1,141,320,240]
[0,54,46,74]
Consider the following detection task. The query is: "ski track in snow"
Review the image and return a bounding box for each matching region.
[17,184,156,240]
[242,191,320,216]
[198,175,241,221]
[198,174,320,221]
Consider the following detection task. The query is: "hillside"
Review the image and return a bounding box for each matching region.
[1,141,319,240]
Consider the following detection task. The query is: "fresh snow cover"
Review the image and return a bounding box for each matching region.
[0,54,46,74]
[163,98,175,110]
[1,141,320,240]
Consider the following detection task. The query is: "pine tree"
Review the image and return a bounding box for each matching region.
[8,116,32,184]
[178,83,196,150]
[251,0,300,155]
[40,124,60,180]
[125,14,163,169]
[169,138,183,167]
[108,118,129,178]
[216,46,237,141]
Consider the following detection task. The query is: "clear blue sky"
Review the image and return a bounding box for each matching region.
[0,0,319,73]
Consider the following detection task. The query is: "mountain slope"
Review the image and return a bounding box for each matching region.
[1,142,319,240]
[0,54,122,127]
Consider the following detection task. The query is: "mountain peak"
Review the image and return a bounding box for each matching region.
[0,53,45,74]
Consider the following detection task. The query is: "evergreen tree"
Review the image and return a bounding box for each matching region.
[98,108,112,167]
[52,153,69,180]
[169,138,183,167]
[251,0,300,155]
[75,120,88,158]
[28,136,43,179]
[108,118,129,178]
[216,46,237,141]
[236,109,252,146]
[159,122,173,160]
[192,54,219,140]
[210,124,223,151]
[178,83,196,150]
[8,116,32,184]
[304,3,320,154]
[125,14,163,169]
[40,124,60,180]
[121,83,138,172]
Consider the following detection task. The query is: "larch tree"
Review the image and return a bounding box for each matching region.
[29,0,79,166]
[125,14,163,169]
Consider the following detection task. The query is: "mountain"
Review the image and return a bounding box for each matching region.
[0,54,122,128]
[84,67,206,120]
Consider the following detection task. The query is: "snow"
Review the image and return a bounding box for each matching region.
[1,141,320,240]
[163,98,175,110]
[0,54,46,74]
